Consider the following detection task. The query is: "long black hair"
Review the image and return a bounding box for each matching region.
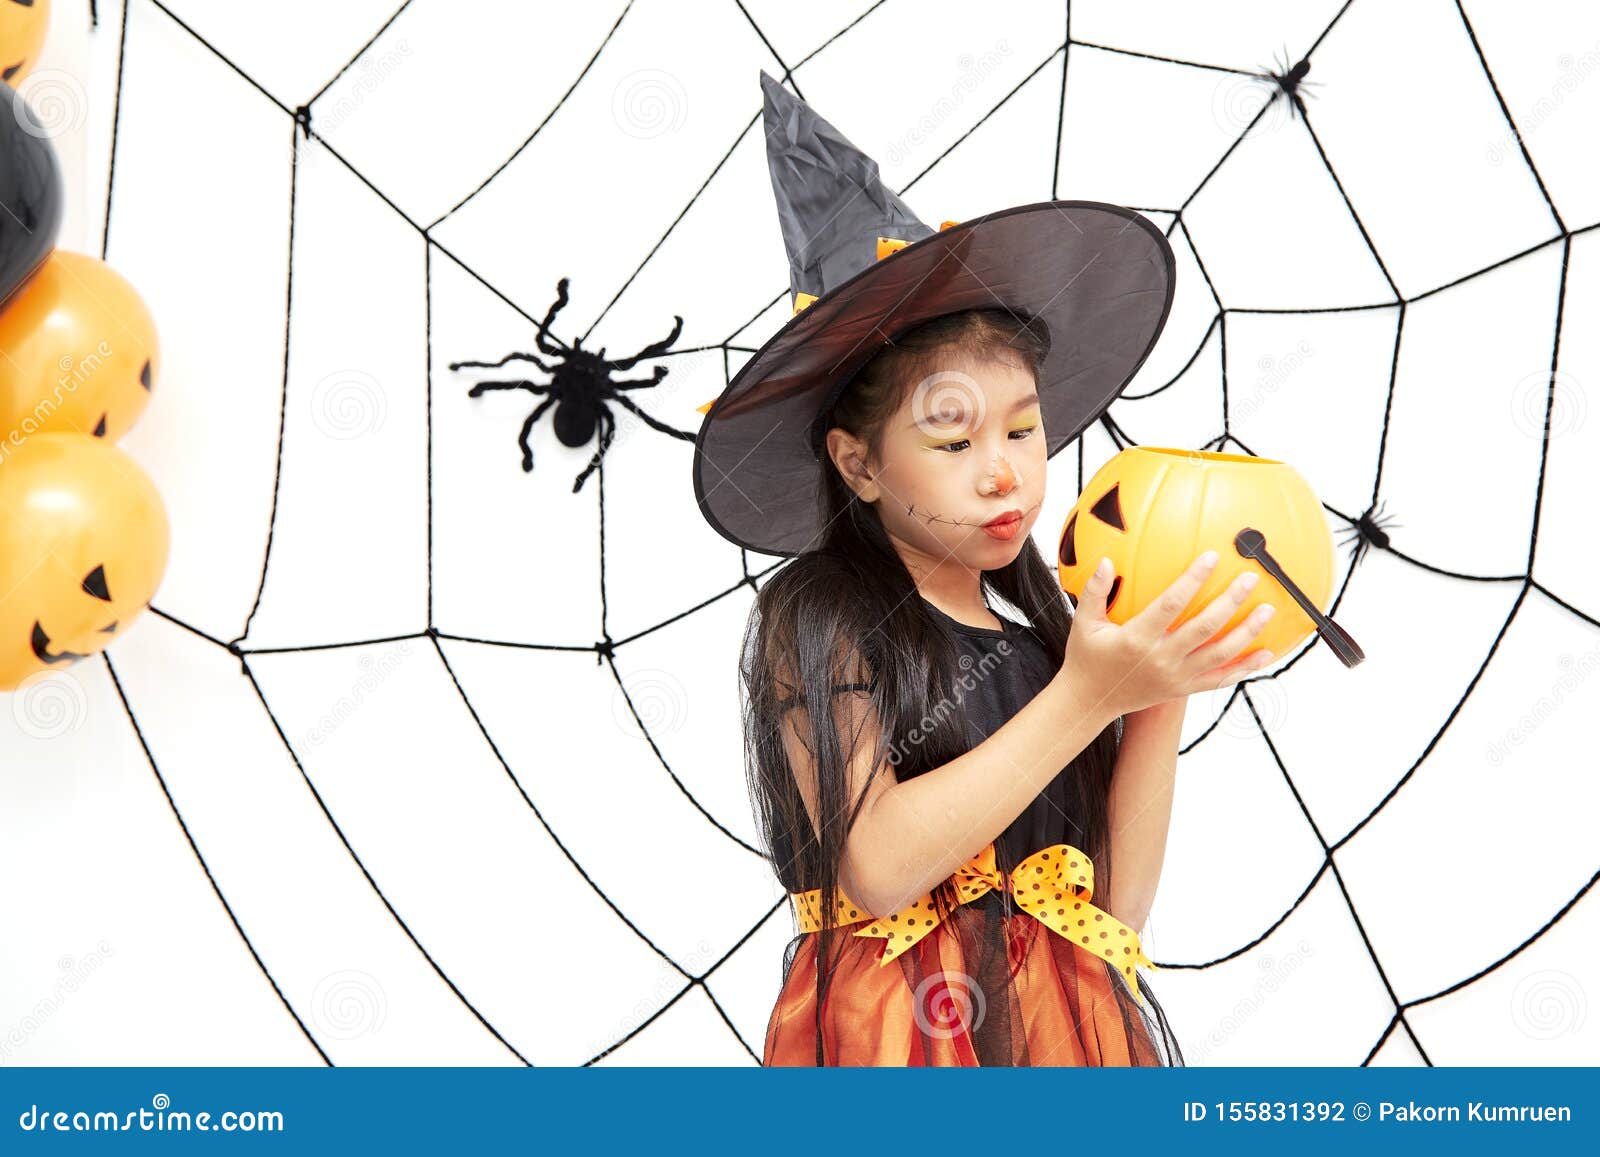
[740,308,1122,1064]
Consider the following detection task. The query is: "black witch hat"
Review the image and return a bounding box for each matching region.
[692,70,1177,558]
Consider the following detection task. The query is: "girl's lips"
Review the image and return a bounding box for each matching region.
[980,510,1023,541]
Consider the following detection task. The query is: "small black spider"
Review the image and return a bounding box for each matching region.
[1254,45,1321,120]
[449,277,693,493]
[1338,498,1399,567]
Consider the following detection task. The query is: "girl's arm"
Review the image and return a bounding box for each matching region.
[1103,697,1186,934]
[785,659,1120,919]
[787,556,1266,921]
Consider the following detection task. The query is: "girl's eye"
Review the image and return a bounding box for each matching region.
[934,428,1030,454]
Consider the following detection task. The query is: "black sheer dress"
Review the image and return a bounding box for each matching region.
[763,600,1186,1066]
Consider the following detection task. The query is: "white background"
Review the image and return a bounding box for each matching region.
[1,0,1597,1066]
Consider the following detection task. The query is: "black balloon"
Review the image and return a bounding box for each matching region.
[0,82,62,307]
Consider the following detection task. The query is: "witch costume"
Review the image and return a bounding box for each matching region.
[695,71,1184,1065]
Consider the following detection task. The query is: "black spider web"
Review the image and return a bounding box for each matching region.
[80,0,1600,1067]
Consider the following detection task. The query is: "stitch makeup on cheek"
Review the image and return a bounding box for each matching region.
[903,498,1045,531]
[905,503,976,528]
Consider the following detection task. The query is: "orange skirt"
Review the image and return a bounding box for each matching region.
[763,890,1183,1066]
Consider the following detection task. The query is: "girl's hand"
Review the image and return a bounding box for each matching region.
[1060,551,1276,721]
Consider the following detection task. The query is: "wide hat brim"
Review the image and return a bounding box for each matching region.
[693,200,1177,557]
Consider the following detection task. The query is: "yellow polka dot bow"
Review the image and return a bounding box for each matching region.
[791,841,1157,1008]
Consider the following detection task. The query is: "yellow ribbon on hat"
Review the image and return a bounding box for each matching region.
[875,220,962,263]
[702,221,970,416]
[790,841,1157,1009]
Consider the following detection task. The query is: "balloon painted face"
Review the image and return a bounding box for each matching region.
[0,434,169,691]
[0,0,49,87]
[30,563,126,664]
[836,355,1048,573]
[0,250,159,444]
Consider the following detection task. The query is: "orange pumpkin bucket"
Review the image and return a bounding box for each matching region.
[1057,446,1364,667]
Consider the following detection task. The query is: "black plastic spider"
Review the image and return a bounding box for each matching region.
[449,277,693,493]
[1254,45,1322,120]
[1339,498,1400,567]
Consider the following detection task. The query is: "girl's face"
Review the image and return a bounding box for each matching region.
[827,354,1048,574]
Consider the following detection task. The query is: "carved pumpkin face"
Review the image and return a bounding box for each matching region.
[0,0,48,87]
[1057,446,1336,660]
[0,250,159,445]
[0,433,169,691]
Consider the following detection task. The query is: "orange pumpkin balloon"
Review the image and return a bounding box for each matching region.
[1056,446,1338,663]
[0,432,169,691]
[0,0,50,88]
[0,250,159,443]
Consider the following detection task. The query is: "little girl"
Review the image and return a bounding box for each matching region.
[735,309,1276,1065]
[694,72,1274,1066]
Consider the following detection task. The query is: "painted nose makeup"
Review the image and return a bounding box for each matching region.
[985,454,1019,496]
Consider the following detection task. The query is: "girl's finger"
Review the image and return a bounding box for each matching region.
[1173,568,1261,654]
[1184,601,1276,677]
[1190,648,1275,692]
[1076,557,1114,621]
[1128,551,1219,636]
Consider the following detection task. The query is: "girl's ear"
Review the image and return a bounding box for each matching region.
[825,426,881,503]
